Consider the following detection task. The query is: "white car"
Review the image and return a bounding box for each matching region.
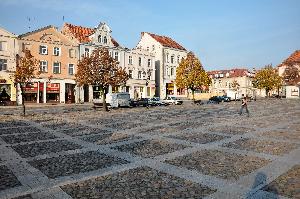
[163,96,183,105]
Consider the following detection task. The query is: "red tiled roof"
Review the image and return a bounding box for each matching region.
[281,50,300,66]
[143,32,186,51]
[64,23,120,47]
[208,68,252,78]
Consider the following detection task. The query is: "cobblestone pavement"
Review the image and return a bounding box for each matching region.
[0,99,299,199]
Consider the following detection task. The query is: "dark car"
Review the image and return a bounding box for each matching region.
[130,98,149,107]
[219,95,231,102]
[208,96,222,103]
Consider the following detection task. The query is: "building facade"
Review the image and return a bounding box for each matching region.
[62,22,155,101]
[18,25,80,104]
[0,27,19,104]
[136,32,188,99]
[208,68,257,98]
[278,50,300,98]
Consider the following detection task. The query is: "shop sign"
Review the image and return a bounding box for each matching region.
[47,83,60,93]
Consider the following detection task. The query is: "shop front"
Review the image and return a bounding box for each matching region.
[166,83,174,96]
[24,82,43,103]
[46,83,60,103]
[65,83,75,103]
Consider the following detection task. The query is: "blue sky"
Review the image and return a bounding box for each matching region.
[0,0,299,70]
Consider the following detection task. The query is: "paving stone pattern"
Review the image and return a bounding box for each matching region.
[0,99,299,199]
[12,140,82,158]
[29,151,129,179]
[61,167,216,199]
[0,165,21,191]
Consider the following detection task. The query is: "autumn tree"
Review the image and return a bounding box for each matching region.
[252,65,282,97]
[282,65,300,85]
[175,52,211,100]
[231,80,240,101]
[75,47,128,111]
[13,50,39,116]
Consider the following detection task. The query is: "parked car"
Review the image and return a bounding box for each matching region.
[148,97,168,106]
[219,95,231,102]
[163,96,183,105]
[130,98,149,107]
[208,96,231,103]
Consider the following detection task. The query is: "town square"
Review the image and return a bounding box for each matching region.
[0,0,300,198]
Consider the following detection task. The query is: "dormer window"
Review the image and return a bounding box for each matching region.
[220,74,224,78]
[103,36,107,44]
[98,35,102,43]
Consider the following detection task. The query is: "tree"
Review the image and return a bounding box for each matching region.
[282,65,300,85]
[13,50,39,116]
[252,65,282,97]
[75,47,128,111]
[231,80,240,101]
[175,52,211,100]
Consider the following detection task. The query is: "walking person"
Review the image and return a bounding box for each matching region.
[239,96,249,117]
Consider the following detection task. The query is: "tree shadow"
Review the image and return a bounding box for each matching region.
[246,172,279,199]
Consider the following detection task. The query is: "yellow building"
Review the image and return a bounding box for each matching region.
[0,27,19,104]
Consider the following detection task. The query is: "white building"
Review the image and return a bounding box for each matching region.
[0,27,19,104]
[278,50,300,98]
[136,32,188,99]
[62,22,155,101]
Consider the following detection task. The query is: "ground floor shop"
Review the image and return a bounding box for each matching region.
[18,79,80,104]
[0,75,17,105]
[159,80,188,99]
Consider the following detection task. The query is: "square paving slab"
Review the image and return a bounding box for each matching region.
[0,121,29,128]
[0,126,41,135]
[208,126,254,135]
[81,133,140,145]
[222,138,299,155]
[263,165,300,198]
[12,140,82,158]
[259,130,300,141]
[61,167,216,199]
[112,139,188,158]
[168,132,230,144]
[29,151,129,179]
[0,165,21,191]
[166,149,270,180]
[1,132,57,144]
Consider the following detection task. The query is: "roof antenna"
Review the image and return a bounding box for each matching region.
[27,16,31,31]
[63,16,65,22]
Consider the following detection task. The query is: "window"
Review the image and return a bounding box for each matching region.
[69,49,76,58]
[39,45,48,55]
[152,45,155,51]
[146,47,149,51]
[53,47,60,56]
[53,62,61,74]
[138,71,142,79]
[84,48,89,57]
[219,74,224,78]
[166,54,169,63]
[148,59,151,67]
[114,52,119,61]
[68,64,74,75]
[171,68,174,76]
[103,36,108,44]
[129,70,133,78]
[98,35,102,43]
[177,55,180,63]
[0,59,7,71]
[142,71,146,79]
[128,56,132,65]
[0,41,7,51]
[139,57,142,66]
[171,55,174,64]
[39,61,48,72]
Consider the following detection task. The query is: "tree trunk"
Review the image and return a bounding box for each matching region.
[192,89,195,101]
[20,86,25,116]
[266,89,269,98]
[102,87,108,112]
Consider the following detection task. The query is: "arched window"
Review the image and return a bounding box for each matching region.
[98,35,102,43]
[104,36,108,44]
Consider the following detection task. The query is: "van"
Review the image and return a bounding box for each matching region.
[106,92,130,108]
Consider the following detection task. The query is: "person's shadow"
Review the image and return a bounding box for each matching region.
[246,172,279,199]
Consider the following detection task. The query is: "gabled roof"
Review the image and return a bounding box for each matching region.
[142,32,186,51]
[0,26,16,37]
[280,50,300,66]
[63,23,120,47]
[208,68,253,78]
